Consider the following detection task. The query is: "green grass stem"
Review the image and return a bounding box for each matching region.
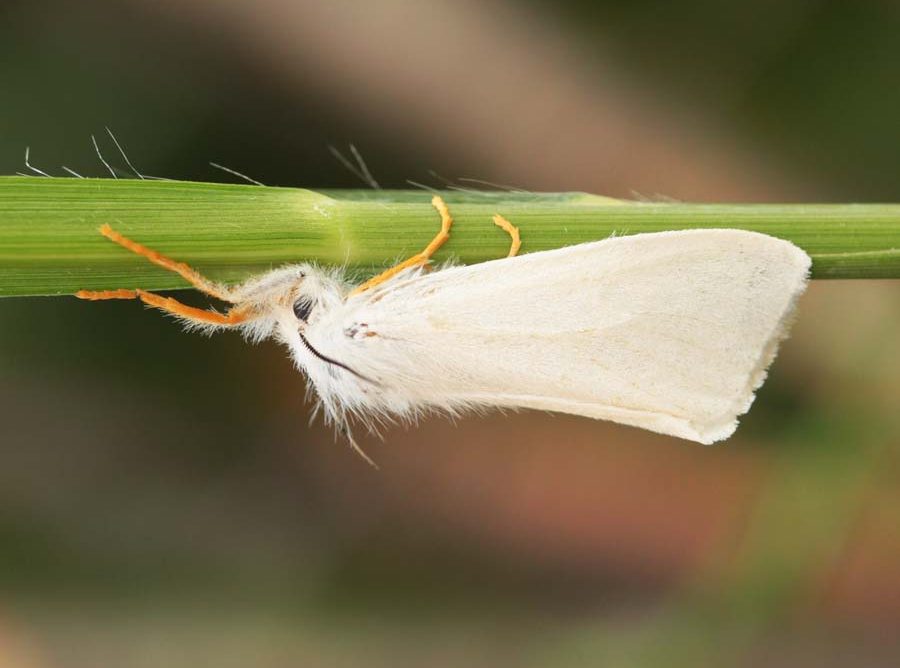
[1,177,899,297]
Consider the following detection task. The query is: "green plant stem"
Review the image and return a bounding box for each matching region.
[1,176,899,297]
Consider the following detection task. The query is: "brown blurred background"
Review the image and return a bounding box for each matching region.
[1,1,900,666]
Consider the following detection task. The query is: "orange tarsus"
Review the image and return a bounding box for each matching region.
[75,287,251,326]
[423,195,454,258]
[76,225,248,326]
[75,288,139,301]
[98,224,233,302]
[136,290,252,325]
[349,194,453,296]
[492,214,521,257]
[348,196,524,297]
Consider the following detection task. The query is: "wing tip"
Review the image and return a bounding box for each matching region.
[682,248,810,446]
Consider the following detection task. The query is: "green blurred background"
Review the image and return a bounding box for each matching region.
[2,1,900,666]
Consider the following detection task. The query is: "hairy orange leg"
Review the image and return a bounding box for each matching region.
[75,288,140,301]
[75,287,252,326]
[492,214,521,257]
[75,225,248,326]
[97,224,233,302]
[349,195,453,296]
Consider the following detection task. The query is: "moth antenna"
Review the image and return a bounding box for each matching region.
[344,426,379,469]
[297,332,375,383]
[24,147,52,177]
[91,134,117,179]
[105,127,145,179]
[62,166,84,178]
[329,144,379,189]
[209,162,265,186]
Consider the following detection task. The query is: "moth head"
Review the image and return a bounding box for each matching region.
[228,264,347,343]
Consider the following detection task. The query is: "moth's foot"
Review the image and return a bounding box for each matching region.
[492,214,521,257]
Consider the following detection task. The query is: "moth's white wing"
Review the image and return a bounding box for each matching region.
[313,230,810,443]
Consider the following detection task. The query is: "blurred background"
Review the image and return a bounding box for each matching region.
[2,0,900,666]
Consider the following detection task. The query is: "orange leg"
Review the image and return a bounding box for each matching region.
[75,288,141,301]
[75,288,251,326]
[492,214,521,257]
[349,195,453,296]
[97,224,233,302]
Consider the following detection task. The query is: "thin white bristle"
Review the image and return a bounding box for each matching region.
[209,162,265,186]
[91,135,117,179]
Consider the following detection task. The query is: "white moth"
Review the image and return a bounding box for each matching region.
[77,196,810,461]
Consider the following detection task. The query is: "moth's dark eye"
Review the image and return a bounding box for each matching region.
[292,297,314,321]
